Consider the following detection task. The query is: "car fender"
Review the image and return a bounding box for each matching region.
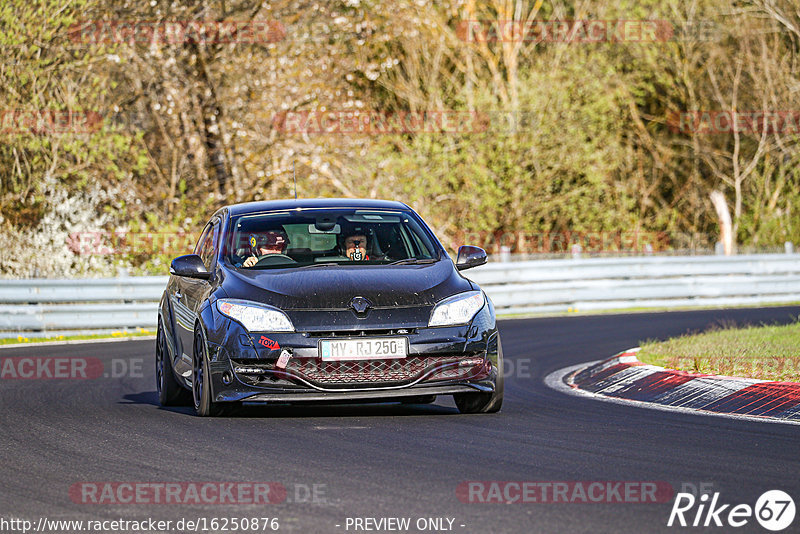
[158,291,180,367]
[197,296,231,364]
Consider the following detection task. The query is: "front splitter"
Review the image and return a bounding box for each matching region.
[241,384,488,403]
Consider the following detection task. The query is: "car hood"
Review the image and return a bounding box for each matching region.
[221,260,473,310]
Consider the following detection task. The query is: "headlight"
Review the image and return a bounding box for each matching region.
[428,291,485,327]
[216,299,294,332]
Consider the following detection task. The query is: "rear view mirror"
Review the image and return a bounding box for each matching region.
[170,254,211,279]
[310,222,340,234]
[456,246,488,271]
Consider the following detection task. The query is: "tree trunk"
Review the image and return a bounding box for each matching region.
[710,190,734,255]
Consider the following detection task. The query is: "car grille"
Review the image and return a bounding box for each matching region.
[287,356,464,384]
[302,328,418,337]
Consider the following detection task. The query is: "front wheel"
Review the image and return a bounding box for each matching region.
[192,326,224,417]
[454,338,504,414]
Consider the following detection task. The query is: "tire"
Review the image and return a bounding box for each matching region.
[156,318,191,406]
[192,326,224,417]
[454,337,504,414]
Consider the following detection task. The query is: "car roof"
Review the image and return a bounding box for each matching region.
[224,198,412,217]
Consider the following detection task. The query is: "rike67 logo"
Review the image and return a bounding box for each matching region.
[668,490,795,531]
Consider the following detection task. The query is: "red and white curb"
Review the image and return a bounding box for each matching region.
[545,349,800,426]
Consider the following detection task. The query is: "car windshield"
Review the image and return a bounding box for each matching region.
[225,208,440,269]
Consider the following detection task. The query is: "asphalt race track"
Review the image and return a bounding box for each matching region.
[1,307,799,534]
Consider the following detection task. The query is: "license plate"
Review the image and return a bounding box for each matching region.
[319,337,407,361]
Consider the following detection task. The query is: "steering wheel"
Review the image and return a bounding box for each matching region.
[253,253,296,267]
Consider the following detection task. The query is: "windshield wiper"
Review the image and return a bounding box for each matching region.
[388,258,437,265]
[297,262,342,269]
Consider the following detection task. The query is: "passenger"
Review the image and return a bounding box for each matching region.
[342,232,369,261]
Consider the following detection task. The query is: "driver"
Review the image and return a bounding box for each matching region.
[343,232,369,261]
[242,230,289,267]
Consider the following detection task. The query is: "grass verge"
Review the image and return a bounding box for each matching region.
[0,329,155,346]
[637,320,800,382]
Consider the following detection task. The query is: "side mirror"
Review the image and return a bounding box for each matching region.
[170,254,211,280]
[456,245,488,271]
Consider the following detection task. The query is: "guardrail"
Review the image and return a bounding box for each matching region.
[467,253,800,315]
[1,254,799,337]
[0,277,166,336]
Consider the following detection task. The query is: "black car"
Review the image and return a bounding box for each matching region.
[156,199,503,416]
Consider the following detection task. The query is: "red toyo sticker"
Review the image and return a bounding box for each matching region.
[258,336,280,351]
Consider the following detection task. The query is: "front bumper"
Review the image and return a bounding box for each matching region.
[202,303,499,404]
